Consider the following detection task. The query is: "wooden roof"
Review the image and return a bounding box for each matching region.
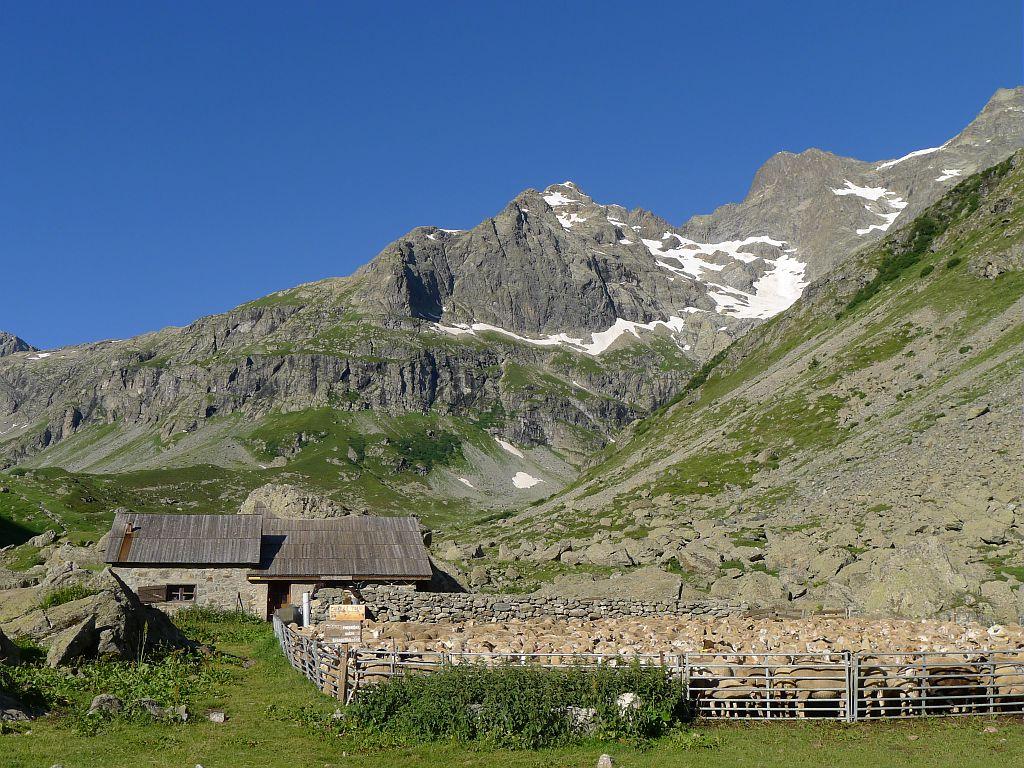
[249,515,432,580]
[104,511,432,581]
[104,511,263,565]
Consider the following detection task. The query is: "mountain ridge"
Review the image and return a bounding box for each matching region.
[0,88,1022,547]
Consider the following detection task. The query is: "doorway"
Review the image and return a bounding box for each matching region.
[267,582,291,617]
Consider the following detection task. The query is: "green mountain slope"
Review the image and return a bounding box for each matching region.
[462,153,1024,619]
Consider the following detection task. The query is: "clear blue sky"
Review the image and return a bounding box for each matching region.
[2,1,1021,349]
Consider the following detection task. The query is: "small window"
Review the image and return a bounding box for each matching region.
[167,585,196,602]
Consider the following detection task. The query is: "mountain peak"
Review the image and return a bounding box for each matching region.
[541,181,592,207]
[0,331,35,357]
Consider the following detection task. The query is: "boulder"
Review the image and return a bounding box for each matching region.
[764,531,820,576]
[583,541,633,567]
[837,538,981,618]
[980,580,1020,624]
[87,693,123,716]
[468,566,490,588]
[9,571,192,666]
[529,540,571,563]
[0,626,20,664]
[0,690,33,721]
[239,483,352,518]
[27,530,58,547]
[45,615,97,667]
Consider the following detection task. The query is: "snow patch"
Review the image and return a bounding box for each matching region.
[495,438,524,458]
[556,212,587,230]
[832,180,908,236]
[876,145,943,170]
[458,478,475,489]
[27,352,52,360]
[935,169,963,182]
[706,252,807,320]
[512,472,543,489]
[643,233,785,279]
[435,311,703,356]
[543,189,581,207]
[831,180,894,202]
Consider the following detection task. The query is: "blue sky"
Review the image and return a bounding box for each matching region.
[2,1,1021,349]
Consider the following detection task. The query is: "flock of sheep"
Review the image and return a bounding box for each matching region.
[342,615,1024,719]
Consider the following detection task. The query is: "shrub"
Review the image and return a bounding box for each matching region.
[40,584,98,609]
[685,348,728,391]
[946,256,963,269]
[919,264,934,277]
[348,663,686,749]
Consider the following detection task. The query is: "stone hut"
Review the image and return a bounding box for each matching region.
[105,510,432,618]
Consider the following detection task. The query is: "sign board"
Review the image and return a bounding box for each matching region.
[323,620,362,645]
[328,604,366,621]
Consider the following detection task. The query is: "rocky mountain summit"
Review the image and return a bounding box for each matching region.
[0,332,34,358]
[686,86,1024,281]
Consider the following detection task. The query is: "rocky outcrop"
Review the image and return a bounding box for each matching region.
[0,626,19,664]
[3,571,192,666]
[0,332,34,358]
[239,483,352,518]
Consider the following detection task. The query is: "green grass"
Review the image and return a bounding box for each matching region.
[39,584,99,609]
[4,615,1024,767]
[3,544,43,571]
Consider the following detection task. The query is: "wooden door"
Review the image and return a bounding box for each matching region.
[267,582,290,616]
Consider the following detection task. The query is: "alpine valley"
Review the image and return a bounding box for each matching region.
[2,88,1023,619]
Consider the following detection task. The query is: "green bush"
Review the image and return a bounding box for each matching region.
[40,584,98,609]
[946,256,963,269]
[348,663,686,748]
[919,264,934,277]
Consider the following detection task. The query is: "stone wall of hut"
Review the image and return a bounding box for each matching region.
[112,566,267,617]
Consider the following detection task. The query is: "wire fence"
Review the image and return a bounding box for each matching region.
[272,617,1024,720]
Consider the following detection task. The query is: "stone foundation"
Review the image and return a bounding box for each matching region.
[311,585,743,624]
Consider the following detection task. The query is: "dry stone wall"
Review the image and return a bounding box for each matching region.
[311,585,743,624]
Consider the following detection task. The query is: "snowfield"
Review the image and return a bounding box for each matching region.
[512,471,543,489]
